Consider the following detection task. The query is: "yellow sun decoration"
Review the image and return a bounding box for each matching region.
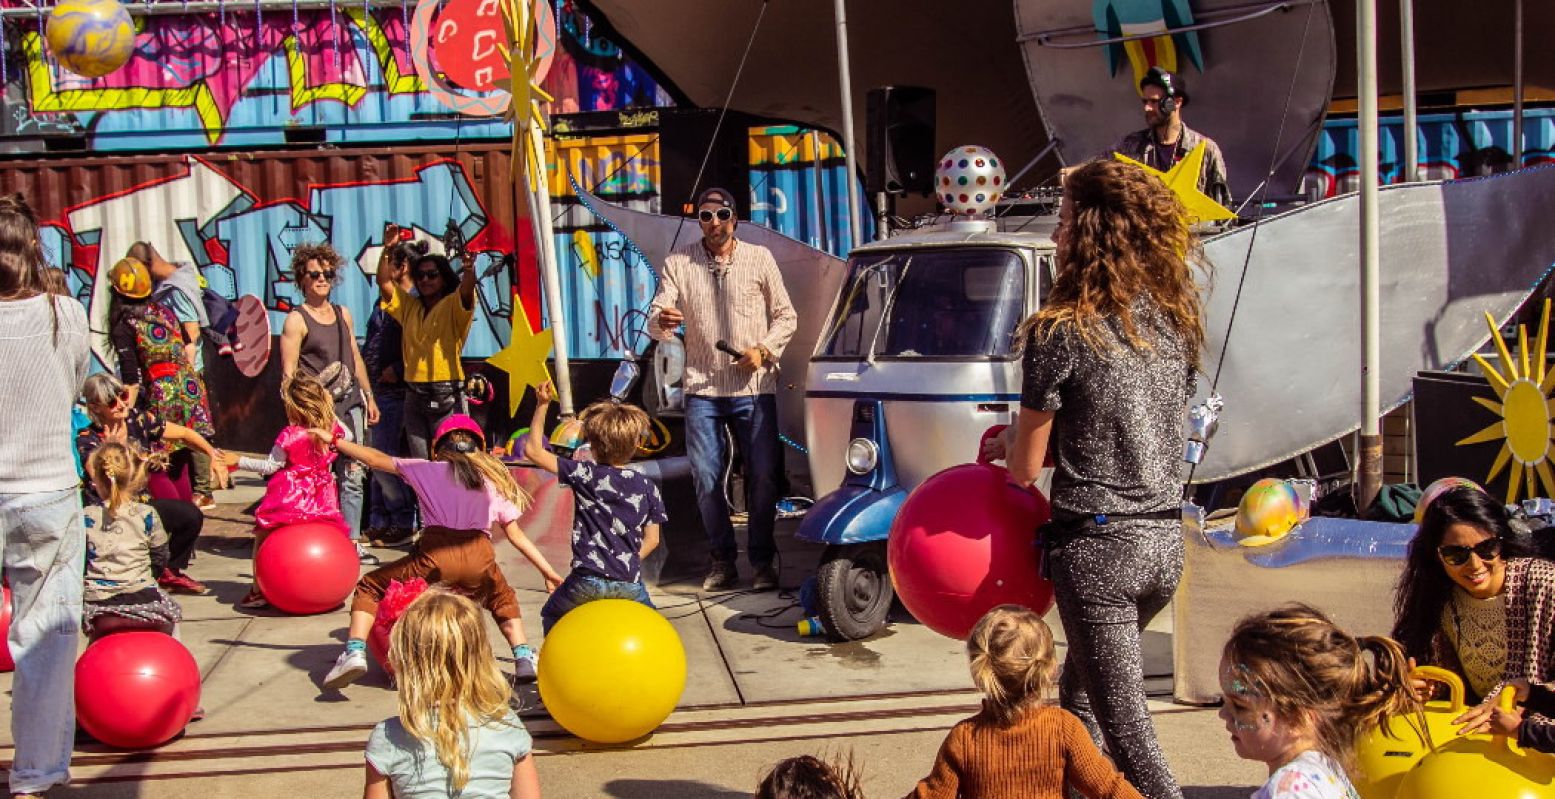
[1458,299,1555,504]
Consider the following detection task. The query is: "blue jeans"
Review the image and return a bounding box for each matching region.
[1,487,85,794]
[367,387,416,529]
[540,572,654,634]
[336,405,366,541]
[684,393,781,569]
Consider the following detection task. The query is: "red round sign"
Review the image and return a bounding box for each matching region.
[431,0,554,93]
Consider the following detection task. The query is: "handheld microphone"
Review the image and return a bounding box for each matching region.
[715,339,743,361]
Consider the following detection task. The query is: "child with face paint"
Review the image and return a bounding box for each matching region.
[1219,605,1419,799]
[908,605,1144,799]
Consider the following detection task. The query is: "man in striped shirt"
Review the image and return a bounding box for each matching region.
[648,187,798,592]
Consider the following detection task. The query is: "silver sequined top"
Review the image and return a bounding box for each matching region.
[1020,305,1195,515]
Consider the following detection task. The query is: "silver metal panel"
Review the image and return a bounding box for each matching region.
[1014,0,1336,200]
[1194,166,1555,482]
[579,188,848,481]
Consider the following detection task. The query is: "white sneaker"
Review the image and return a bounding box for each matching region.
[324,649,368,690]
[356,543,380,566]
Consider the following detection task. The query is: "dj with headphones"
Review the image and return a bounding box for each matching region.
[1108,66,1232,207]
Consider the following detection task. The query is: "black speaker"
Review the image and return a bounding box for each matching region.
[657,108,756,217]
[866,86,937,196]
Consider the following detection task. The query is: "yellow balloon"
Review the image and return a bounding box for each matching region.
[537,599,686,744]
[1356,667,1555,799]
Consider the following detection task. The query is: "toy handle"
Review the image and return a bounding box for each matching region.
[1496,685,1517,752]
[977,425,1010,466]
[1411,665,1466,711]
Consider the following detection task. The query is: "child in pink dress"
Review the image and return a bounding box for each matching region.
[222,375,345,609]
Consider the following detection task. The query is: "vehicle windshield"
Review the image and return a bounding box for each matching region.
[818,248,1026,359]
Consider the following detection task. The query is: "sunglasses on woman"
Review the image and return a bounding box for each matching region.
[414,269,443,281]
[697,208,734,223]
[1437,538,1503,566]
[305,269,337,281]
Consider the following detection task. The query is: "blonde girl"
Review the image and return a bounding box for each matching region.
[81,442,183,639]
[1219,605,1420,799]
[364,589,540,799]
[324,414,562,692]
[909,605,1144,799]
[222,375,347,609]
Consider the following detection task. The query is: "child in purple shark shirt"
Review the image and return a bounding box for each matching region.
[524,382,665,633]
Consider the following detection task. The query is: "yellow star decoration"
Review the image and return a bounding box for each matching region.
[496,0,555,193]
[487,308,554,416]
[1456,300,1555,504]
[1115,142,1236,225]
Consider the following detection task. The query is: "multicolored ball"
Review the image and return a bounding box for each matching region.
[1234,478,1308,546]
[936,145,1005,217]
[46,0,135,79]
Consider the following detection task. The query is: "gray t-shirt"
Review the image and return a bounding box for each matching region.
[0,293,89,493]
[1019,306,1194,515]
[365,710,532,798]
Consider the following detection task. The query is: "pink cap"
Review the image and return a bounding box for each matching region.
[433,413,485,450]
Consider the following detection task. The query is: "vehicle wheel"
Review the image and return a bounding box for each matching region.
[815,543,894,641]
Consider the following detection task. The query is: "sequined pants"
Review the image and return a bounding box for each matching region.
[1048,519,1184,799]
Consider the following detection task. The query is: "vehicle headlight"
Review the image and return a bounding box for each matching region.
[845,438,879,475]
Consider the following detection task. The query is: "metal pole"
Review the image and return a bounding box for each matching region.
[528,122,575,416]
[1514,0,1525,169]
[808,131,825,251]
[1357,0,1383,511]
[1400,0,1418,182]
[832,0,864,251]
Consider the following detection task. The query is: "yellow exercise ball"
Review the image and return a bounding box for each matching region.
[1355,667,1473,799]
[1357,667,1555,799]
[45,0,135,79]
[537,599,686,744]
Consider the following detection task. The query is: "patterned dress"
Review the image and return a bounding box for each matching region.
[124,301,214,442]
[252,425,347,534]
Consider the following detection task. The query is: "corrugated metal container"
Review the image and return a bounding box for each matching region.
[2,141,530,361]
[1306,108,1555,197]
[747,125,872,258]
[546,132,664,360]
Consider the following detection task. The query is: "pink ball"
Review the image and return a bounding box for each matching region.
[255,522,359,615]
[0,585,13,672]
[75,631,200,749]
[888,463,1055,640]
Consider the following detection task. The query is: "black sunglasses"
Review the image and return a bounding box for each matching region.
[1438,538,1503,566]
[304,269,337,281]
[697,208,734,223]
[414,269,443,280]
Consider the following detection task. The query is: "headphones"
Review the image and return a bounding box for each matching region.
[1146,67,1179,116]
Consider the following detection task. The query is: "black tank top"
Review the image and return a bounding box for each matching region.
[298,303,359,410]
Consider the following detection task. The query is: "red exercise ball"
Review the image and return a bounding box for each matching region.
[888,463,1055,640]
[255,522,359,615]
[0,585,13,672]
[75,631,201,749]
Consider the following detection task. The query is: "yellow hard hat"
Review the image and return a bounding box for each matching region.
[108,257,152,299]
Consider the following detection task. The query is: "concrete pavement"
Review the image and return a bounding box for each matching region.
[0,473,1264,798]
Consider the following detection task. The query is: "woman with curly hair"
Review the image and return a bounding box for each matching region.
[986,159,1207,799]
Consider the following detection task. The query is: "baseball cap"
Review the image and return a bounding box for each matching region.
[695,187,736,210]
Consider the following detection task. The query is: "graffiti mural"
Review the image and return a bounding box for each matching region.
[34,153,530,369]
[5,1,671,152]
[547,133,661,361]
[1304,108,1555,199]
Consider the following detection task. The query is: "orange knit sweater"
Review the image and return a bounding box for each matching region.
[906,703,1146,799]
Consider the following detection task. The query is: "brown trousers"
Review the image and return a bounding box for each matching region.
[352,526,521,622]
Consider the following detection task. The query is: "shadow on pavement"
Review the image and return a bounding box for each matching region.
[603,779,749,798]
